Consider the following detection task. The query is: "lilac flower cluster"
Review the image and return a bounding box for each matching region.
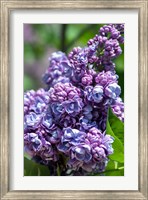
[24,24,124,175]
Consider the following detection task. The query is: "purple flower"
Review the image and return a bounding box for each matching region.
[25,112,42,130]
[93,85,104,102]
[105,82,121,99]
[85,85,104,103]
[58,128,86,153]
[24,24,124,175]
[95,70,118,86]
[30,97,46,114]
[111,97,124,121]
[65,127,114,172]
[42,51,72,87]
[51,102,64,116]
[63,98,84,116]
[99,24,124,43]
[47,128,62,144]
[68,47,88,70]
[48,82,81,102]
[104,39,122,59]
[70,144,92,163]
[86,24,124,72]
[42,113,55,131]
[24,89,49,115]
[81,73,93,86]
[24,128,59,163]
[27,133,42,152]
[79,116,97,130]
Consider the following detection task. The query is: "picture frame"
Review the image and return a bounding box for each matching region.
[0,0,147,199]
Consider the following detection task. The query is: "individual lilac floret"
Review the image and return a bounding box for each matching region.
[62,98,84,116]
[42,113,56,131]
[111,97,124,122]
[104,82,121,99]
[58,128,86,153]
[81,71,93,86]
[42,51,72,87]
[85,85,104,103]
[24,112,42,131]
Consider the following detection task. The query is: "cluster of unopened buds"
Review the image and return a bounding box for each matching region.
[24,24,124,175]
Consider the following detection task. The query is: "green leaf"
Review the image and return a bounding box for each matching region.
[106,120,124,163]
[106,108,124,163]
[105,160,118,171]
[104,168,124,176]
[109,108,124,145]
[24,157,50,176]
[92,166,124,176]
[105,160,115,170]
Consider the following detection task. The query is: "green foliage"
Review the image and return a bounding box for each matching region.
[106,108,124,163]
[103,168,124,176]
[24,157,50,176]
[108,108,124,145]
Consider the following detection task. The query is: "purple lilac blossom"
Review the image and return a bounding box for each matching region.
[85,85,104,103]
[24,89,59,163]
[42,51,72,88]
[87,24,123,72]
[24,24,124,175]
[48,82,82,102]
[58,127,114,172]
[111,97,124,122]
[24,89,50,115]
[104,82,121,99]
[95,70,118,86]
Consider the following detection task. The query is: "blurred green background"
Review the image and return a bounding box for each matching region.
[24,24,124,100]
